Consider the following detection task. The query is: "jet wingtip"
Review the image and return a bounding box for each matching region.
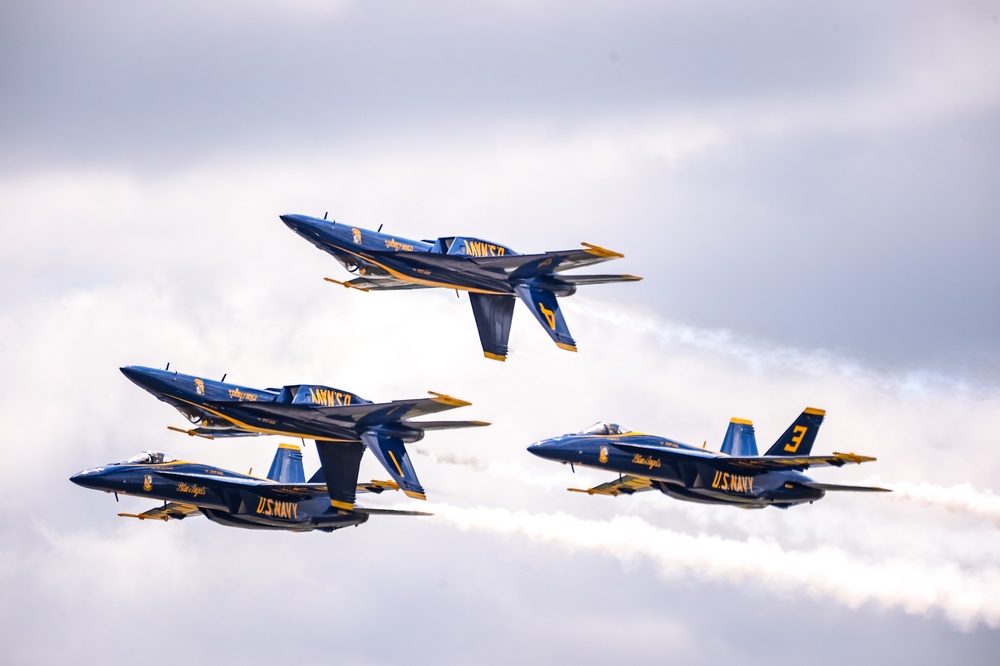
[581,242,625,258]
[428,391,472,407]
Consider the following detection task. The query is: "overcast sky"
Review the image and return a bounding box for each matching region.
[2,1,998,664]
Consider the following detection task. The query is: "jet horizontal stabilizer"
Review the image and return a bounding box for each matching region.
[554,274,643,286]
[404,420,491,430]
[353,507,433,517]
[796,481,892,493]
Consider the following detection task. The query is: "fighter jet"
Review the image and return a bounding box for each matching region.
[120,365,488,501]
[280,213,641,361]
[528,408,889,509]
[71,443,428,532]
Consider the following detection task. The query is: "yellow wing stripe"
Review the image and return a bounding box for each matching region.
[427,391,472,407]
[330,245,508,294]
[580,242,625,258]
[171,396,357,442]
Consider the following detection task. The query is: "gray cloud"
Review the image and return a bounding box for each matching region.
[2,1,999,662]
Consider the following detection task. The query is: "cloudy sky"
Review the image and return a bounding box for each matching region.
[2,1,998,663]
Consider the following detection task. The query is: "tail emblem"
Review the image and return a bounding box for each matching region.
[784,426,808,453]
[539,303,556,329]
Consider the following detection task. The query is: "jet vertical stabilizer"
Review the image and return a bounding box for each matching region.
[513,284,577,352]
[469,293,516,361]
[720,418,758,456]
[361,432,425,500]
[315,441,366,510]
[764,408,826,456]
[267,443,305,483]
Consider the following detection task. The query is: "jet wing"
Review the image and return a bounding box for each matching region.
[118,502,202,521]
[219,392,476,429]
[567,475,655,496]
[323,276,429,292]
[612,442,877,473]
[156,471,404,499]
[722,452,879,472]
[393,244,630,279]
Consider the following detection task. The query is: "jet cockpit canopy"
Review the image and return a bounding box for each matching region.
[122,451,177,465]
[580,422,626,436]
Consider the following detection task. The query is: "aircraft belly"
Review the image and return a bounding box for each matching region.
[200,508,312,531]
[321,239,511,293]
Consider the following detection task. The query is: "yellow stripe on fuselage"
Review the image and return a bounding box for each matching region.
[331,244,508,295]
[172,396,357,442]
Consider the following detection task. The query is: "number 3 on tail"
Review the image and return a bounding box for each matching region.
[784,426,807,453]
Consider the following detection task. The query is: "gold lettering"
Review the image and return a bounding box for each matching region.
[630,453,661,470]
[266,498,273,516]
[291,504,298,520]
[227,388,258,402]
[784,426,808,453]
[384,238,414,252]
[256,497,266,514]
[539,303,556,329]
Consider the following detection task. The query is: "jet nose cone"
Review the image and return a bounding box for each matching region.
[527,440,557,460]
[280,214,316,234]
[70,468,104,489]
[120,366,166,395]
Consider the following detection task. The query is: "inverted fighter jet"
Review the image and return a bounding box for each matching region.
[121,365,488,501]
[71,443,428,532]
[280,213,641,361]
[528,408,889,509]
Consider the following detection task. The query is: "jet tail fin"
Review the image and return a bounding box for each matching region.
[266,444,305,483]
[361,431,426,500]
[469,293,516,361]
[315,441,365,510]
[720,418,758,456]
[764,408,826,456]
[513,284,577,352]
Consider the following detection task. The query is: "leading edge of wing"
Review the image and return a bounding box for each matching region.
[118,502,202,521]
[209,391,474,425]
[723,452,879,471]
[568,474,655,496]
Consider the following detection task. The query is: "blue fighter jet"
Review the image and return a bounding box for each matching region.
[528,408,889,509]
[280,213,641,361]
[71,443,428,532]
[121,365,488,502]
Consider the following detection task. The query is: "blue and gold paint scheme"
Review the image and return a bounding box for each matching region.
[527,409,890,509]
[70,444,430,532]
[279,213,642,361]
[120,365,489,501]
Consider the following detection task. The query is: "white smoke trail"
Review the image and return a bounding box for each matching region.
[429,503,1000,630]
[891,481,1000,526]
